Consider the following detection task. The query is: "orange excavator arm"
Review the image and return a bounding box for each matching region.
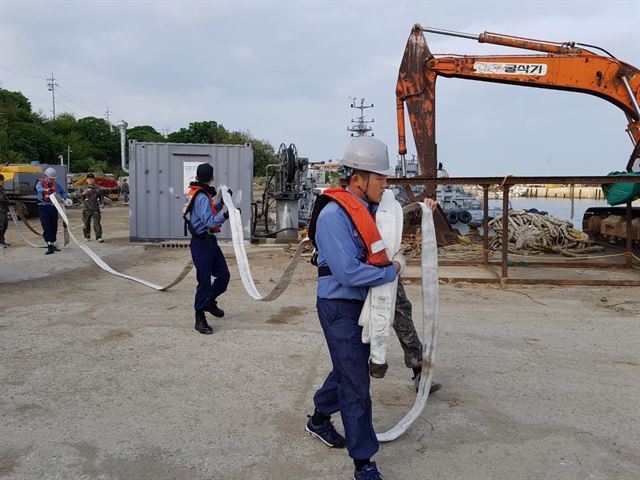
[396,24,640,198]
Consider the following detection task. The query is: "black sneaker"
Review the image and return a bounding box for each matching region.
[45,244,55,255]
[353,462,382,480]
[305,416,345,448]
[206,301,224,318]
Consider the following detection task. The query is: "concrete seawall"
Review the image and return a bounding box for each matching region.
[520,186,604,199]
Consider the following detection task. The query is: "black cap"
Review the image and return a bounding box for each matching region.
[196,163,214,182]
[86,173,95,179]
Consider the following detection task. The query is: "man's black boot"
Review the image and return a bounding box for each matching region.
[194,310,213,334]
[45,244,55,255]
[206,301,224,318]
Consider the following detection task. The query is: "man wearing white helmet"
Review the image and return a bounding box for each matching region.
[305,136,436,480]
[35,167,69,255]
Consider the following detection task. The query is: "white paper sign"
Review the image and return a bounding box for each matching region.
[473,62,547,76]
[183,162,200,194]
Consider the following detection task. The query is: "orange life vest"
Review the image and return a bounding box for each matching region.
[308,187,391,267]
[39,178,57,203]
[183,185,221,234]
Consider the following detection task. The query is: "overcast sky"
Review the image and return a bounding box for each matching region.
[1,0,639,176]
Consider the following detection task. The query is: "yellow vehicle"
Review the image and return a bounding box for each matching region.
[0,163,68,216]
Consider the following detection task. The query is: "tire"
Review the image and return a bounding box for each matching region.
[459,210,472,224]
[446,210,459,224]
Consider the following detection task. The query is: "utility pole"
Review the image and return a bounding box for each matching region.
[67,145,72,174]
[47,74,59,120]
[104,107,112,130]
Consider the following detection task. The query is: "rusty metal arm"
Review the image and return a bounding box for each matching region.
[396,24,640,187]
[427,54,640,124]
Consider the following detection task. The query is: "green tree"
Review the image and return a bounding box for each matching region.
[167,120,229,144]
[247,137,277,176]
[0,88,56,163]
[127,125,164,142]
[75,116,119,168]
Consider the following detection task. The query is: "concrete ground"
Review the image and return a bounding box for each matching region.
[1,206,639,480]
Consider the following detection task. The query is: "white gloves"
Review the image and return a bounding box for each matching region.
[64,198,73,207]
[392,251,406,275]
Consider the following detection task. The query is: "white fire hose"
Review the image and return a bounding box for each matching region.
[221,187,439,442]
[377,202,438,442]
[49,196,193,290]
[358,189,403,370]
[17,189,438,442]
[221,187,310,301]
[9,199,70,249]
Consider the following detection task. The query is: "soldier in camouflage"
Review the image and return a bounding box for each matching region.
[0,173,12,247]
[393,280,442,394]
[76,173,104,242]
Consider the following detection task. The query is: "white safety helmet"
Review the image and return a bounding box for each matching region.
[340,137,393,176]
[44,167,57,179]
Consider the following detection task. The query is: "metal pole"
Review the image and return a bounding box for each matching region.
[400,154,407,178]
[117,121,128,173]
[421,26,479,40]
[67,145,71,174]
[626,201,633,267]
[483,186,489,266]
[620,76,640,117]
[501,186,510,281]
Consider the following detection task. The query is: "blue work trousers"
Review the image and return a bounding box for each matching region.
[313,297,379,461]
[38,204,58,243]
[190,234,230,311]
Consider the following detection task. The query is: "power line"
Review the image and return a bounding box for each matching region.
[55,88,103,117]
[57,84,118,118]
[0,64,47,80]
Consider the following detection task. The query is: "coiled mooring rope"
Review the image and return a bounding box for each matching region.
[489,210,605,257]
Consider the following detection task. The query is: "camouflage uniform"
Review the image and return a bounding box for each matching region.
[393,281,423,369]
[120,181,129,202]
[77,184,104,240]
[0,184,9,245]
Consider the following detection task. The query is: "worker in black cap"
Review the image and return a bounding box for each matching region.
[183,163,230,334]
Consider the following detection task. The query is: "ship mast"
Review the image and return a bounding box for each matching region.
[347,97,375,137]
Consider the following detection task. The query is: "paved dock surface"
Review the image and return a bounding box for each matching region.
[1,206,639,479]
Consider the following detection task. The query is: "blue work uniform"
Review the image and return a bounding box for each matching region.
[35,180,68,244]
[313,189,396,461]
[188,192,230,311]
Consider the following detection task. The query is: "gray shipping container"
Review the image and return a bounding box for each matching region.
[129,141,253,242]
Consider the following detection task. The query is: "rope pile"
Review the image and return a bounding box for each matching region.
[402,233,491,261]
[489,210,604,257]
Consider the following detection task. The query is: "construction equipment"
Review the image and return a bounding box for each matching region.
[256,143,309,240]
[71,174,120,201]
[395,24,640,244]
[0,163,68,216]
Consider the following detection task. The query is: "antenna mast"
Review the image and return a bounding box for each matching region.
[347,97,375,137]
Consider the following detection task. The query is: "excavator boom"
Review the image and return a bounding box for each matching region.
[396,24,640,197]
